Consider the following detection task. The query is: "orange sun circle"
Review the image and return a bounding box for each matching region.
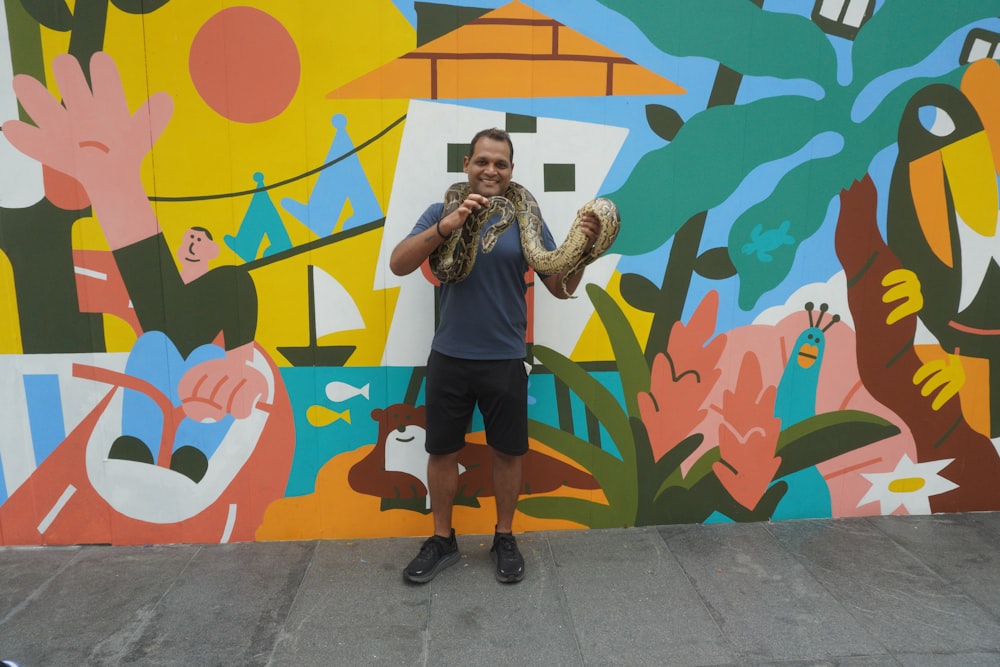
[189,7,300,123]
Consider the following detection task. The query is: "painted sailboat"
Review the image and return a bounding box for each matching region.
[279,264,365,367]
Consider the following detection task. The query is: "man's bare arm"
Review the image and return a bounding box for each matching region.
[389,193,489,276]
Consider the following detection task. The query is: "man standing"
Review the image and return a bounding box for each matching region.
[389,128,601,583]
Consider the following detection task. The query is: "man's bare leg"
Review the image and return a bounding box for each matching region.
[492,449,523,533]
[428,452,459,537]
[490,449,525,582]
[404,451,461,583]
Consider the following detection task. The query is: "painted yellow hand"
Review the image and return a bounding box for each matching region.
[912,353,966,411]
[881,268,924,325]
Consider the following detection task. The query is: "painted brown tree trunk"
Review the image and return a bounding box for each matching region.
[835,175,1000,512]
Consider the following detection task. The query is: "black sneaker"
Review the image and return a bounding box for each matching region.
[490,532,524,583]
[403,531,459,583]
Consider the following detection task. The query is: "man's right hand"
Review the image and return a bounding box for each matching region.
[439,193,490,236]
[389,193,491,276]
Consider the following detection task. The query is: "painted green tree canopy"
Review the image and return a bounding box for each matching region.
[600,0,1000,309]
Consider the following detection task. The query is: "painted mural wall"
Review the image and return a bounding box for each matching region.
[1,0,999,546]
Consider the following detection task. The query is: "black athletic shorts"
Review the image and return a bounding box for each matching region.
[424,349,529,456]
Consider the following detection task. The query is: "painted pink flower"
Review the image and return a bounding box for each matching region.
[712,351,782,510]
[639,291,725,460]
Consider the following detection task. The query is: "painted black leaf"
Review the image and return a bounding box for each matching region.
[694,247,737,280]
[645,104,684,142]
[619,272,660,312]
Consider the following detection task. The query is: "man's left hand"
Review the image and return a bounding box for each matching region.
[578,213,602,253]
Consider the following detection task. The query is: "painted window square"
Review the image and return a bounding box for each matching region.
[544,163,576,192]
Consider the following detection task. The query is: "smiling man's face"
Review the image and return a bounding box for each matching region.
[463,136,513,198]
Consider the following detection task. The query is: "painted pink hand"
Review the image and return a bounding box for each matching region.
[178,356,268,423]
[2,51,173,205]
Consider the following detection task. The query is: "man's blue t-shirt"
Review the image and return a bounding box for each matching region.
[408,202,557,360]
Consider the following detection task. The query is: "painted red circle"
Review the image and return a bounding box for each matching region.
[189,7,300,123]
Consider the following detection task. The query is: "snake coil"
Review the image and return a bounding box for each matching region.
[429,181,620,298]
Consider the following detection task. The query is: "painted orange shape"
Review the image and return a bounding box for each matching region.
[961,58,1000,176]
[909,150,953,267]
[190,6,301,123]
[327,0,683,100]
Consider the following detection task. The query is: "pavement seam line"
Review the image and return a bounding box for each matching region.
[0,546,84,627]
[544,532,587,665]
[761,519,895,660]
[111,544,204,664]
[654,526,740,656]
[264,540,321,666]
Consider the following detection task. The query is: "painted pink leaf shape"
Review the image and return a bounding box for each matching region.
[639,290,726,461]
[712,351,782,511]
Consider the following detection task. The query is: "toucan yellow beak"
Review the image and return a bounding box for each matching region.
[941,131,997,237]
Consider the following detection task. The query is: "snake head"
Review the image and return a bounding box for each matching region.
[481,225,500,252]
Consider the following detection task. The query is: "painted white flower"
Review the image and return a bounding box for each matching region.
[857,454,958,515]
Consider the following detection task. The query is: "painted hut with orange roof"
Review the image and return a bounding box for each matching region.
[328,0,684,100]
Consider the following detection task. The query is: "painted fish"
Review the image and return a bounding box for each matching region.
[325,381,370,403]
[306,405,351,427]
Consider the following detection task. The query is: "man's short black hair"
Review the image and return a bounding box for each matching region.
[468,127,514,163]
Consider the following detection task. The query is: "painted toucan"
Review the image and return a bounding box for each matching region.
[886,58,1000,435]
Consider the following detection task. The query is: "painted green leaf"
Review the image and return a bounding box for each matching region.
[608,95,821,257]
[652,475,722,524]
[657,447,721,496]
[531,345,634,463]
[726,480,789,522]
[731,152,846,310]
[528,418,631,506]
[851,0,1000,88]
[775,410,901,478]
[516,495,626,529]
[662,475,789,524]
[586,284,649,419]
[599,0,995,311]
[657,409,898,496]
[651,433,704,486]
[598,0,836,85]
[636,431,704,525]
[631,417,659,526]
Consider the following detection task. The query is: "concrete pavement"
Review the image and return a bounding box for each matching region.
[1,513,999,666]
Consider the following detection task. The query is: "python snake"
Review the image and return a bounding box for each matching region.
[429,181,620,298]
